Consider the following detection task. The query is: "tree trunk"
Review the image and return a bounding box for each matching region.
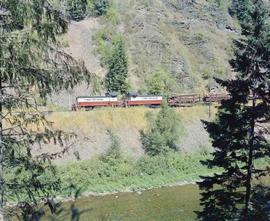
[242,92,256,221]
[0,77,4,221]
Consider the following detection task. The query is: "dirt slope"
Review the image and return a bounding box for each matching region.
[66,18,106,78]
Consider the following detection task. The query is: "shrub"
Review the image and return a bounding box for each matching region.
[140,103,182,156]
[146,67,176,95]
[100,131,122,163]
[67,0,87,21]
[93,0,111,16]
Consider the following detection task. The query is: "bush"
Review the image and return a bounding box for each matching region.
[67,0,87,21]
[93,0,111,16]
[140,103,182,156]
[100,131,122,163]
[57,151,217,196]
[146,67,176,95]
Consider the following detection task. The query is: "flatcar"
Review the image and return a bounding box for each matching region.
[73,96,121,110]
[168,94,201,107]
[203,93,230,103]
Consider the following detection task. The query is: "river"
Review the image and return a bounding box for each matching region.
[57,184,200,221]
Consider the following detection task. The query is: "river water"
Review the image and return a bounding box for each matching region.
[59,184,200,221]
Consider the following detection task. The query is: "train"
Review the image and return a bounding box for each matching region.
[72,92,230,110]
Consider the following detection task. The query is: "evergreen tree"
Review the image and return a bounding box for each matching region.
[229,0,251,22]
[105,37,129,94]
[140,102,181,156]
[198,1,270,221]
[0,0,90,219]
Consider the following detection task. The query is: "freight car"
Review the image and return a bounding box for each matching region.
[168,94,201,107]
[203,93,230,103]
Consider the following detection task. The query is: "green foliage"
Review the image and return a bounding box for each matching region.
[140,103,182,156]
[229,0,251,22]
[93,0,111,16]
[94,27,115,67]
[198,1,270,220]
[104,5,120,24]
[249,185,270,221]
[67,0,88,21]
[146,68,176,95]
[0,0,91,219]
[105,37,129,94]
[58,152,217,195]
[56,0,110,21]
[100,131,122,162]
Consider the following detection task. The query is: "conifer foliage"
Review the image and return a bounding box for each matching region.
[0,0,91,219]
[105,37,129,94]
[198,1,270,220]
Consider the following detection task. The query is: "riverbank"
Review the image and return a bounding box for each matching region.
[56,152,219,198]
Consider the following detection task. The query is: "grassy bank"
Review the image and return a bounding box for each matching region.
[48,105,218,195]
[57,152,219,196]
[49,105,213,132]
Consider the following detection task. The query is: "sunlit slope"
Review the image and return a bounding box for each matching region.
[66,0,237,95]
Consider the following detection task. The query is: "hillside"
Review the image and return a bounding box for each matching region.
[34,106,213,164]
[55,0,239,107]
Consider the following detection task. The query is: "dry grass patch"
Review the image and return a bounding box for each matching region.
[49,107,151,134]
[48,105,216,133]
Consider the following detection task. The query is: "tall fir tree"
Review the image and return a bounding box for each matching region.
[198,1,270,221]
[105,37,129,94]
[0,0,91,219]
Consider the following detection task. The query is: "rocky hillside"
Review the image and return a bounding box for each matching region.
[52,0,238,107]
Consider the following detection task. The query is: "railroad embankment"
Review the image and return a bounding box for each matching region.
[38,105,215,165]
